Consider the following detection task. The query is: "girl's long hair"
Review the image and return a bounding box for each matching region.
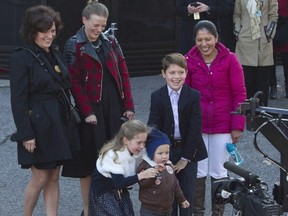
[99,120,150,162]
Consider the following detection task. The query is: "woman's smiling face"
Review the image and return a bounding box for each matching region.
[195,28,218,59]
[83,14,107,42]
[34,23,56,52]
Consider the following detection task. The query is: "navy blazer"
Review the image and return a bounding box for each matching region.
[148,84,207,162]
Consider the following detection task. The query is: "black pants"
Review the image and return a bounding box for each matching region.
[243,65,272,106]
[171,148,198,216]
[270,52,288,87]
[140,206,170,216]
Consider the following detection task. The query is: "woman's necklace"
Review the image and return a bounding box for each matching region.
[205,60,213,64]
[91,40,102,53]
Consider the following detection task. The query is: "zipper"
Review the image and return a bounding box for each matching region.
[110,46,124,99]
[81,48,103,101]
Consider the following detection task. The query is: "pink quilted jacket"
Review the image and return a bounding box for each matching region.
[185,42,246,134]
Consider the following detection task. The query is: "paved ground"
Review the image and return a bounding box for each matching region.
[0,66,287,215]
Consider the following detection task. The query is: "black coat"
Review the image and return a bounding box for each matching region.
[176,0,236,53]
[10,44,76,165]
[210,0,236,52]
[148,84,207,162]
[176,0,218,54]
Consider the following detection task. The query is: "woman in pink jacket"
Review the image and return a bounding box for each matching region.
[185,20,246,216]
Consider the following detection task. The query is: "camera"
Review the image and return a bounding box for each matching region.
[230,93,288,214]
[212,162,281,216]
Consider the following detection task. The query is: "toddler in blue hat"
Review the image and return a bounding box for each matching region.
[137,128,190,215]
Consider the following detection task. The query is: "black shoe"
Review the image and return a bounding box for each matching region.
[270,86,277,99]
[80,210,84,216]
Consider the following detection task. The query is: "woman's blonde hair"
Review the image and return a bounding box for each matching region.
[83,0,109,19]
[99,120,150,162]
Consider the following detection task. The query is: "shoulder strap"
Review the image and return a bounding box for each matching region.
[16,47,74,108]
[16,47,44,65]
[18,47,65,87]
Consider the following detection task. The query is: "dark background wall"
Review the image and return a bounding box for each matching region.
[0,0,40,46]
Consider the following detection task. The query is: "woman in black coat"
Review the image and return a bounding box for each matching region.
[176,0,217,54]
[176,0,236,54]
[9,5,78,215]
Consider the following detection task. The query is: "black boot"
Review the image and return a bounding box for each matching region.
[270,85,277,99]
[193,177,206,216]
[211,177,226,216]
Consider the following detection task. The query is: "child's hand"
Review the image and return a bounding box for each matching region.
[181,200,190,208]
[154,164,166,172]
[138,167,158,180]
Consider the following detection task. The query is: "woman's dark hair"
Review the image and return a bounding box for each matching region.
[193,20,218,39]
[82,0,109,19]
[20,5,63,44]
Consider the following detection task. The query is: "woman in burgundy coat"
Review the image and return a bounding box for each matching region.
[270,0,288,99]
[61,1,134,215]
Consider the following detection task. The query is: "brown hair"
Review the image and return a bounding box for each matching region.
[82,0,109,19]
[162,53,187,72]
[20,5,63,44]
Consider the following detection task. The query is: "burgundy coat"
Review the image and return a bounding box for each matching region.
[64,27,134,117]
[274,0,288,53]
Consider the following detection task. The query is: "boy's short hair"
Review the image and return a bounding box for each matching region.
[162,53,187,72]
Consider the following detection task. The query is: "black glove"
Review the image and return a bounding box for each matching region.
[264,20,277,42]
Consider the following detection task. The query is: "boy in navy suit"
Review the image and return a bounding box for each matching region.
[148,53,207,216]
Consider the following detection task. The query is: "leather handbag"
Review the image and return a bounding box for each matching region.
[61,87,82,124]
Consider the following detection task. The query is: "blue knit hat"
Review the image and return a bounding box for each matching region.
[146,129,171,160]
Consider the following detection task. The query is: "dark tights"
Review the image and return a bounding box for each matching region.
[270,52,288,88]
[243,65,272,106]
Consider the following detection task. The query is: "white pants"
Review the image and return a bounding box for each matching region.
[197,133,231,179]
